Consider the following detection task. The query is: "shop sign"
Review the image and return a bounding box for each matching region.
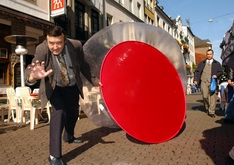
[51,0,66,17]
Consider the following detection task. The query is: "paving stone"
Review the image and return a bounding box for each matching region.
[0,93,234,164]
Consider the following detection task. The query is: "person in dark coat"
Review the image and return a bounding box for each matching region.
[223,66,234,124]
[25,26,101,165]
[194,49,222,118]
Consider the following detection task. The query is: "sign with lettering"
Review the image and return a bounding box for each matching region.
[51,0,66,17]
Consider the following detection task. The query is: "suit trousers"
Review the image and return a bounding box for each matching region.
[201,81,217,114]
[49,85,79,158]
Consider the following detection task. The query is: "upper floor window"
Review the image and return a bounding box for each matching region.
[168,26,171,34]
[91,9,99,35]
[107,14,113,26]
[137,2,141,18]
[75,1,85,40]
[118,0,124,6]
[157,16,160,26]
[129,0,133,12]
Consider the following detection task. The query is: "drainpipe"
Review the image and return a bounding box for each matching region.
[102,0,106,28]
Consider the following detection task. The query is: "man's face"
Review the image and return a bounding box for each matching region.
[47,34,65,55]
[206,50,214,60]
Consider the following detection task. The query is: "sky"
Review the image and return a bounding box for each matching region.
[158,0,234,63]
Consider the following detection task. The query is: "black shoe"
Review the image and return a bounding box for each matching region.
[224,118,234,124]
[67,137,83,144]
[48,156,64,165]
[226,155,234,165]
[208,114,215,118]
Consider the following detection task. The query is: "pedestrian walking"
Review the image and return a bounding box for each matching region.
[218,75,228,111]
[25,26,101,165]
[194,49,222,118]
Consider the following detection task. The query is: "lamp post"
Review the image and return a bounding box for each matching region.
[4,35,37,87]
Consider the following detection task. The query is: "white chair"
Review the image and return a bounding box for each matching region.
[0,96,9,123]
[32,88,51,124]
[46,101,51,123]
[90,87,102,114]
[32,88,39,94]
[78,86,91,120]
[5,87,21,123]
[15,87,40,130]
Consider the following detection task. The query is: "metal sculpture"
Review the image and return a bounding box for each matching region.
[82,22,186,143]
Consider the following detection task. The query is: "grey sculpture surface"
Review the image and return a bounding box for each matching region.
[82,22,186,127]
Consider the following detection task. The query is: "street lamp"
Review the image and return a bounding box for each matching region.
[4,35,37,87]
[208,19,213,23]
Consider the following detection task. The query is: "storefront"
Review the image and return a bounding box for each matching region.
[0,6,53,91]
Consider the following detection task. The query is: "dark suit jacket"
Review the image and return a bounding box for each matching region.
[194,59,222,86]
[25,38,100,108]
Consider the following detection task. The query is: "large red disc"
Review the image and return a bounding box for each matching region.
[100,41,186,143]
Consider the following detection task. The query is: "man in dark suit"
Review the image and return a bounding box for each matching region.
[25,26,101,165]
[194,49,222,118]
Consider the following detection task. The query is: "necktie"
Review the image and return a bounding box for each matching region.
[57,54,70,86]
[208,60,211,65]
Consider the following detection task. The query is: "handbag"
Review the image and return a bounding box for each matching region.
[210,77,216,93]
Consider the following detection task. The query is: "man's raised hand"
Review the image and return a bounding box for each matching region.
[27,60,53,82]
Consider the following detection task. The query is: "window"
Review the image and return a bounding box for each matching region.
[91,9,99,35]
[129,0,133,12]
[107,14,113,26]
[168,26,171,34]
[157,16,160,26]
[137,2,141,18]
[75,1,85,40]
[24,0,37,4]
[118,0,124,6]
[54,16,69,35]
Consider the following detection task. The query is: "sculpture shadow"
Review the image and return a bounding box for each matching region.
[62,127,121,163]
[126,122,186,144]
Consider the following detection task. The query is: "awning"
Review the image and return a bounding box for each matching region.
[0,5,54,29]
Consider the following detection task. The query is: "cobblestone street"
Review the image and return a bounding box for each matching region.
[0,93,234,165]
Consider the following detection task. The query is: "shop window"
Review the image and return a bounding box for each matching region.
[0,67,4,84]
[0,63,9,85]
[14,63,21,88]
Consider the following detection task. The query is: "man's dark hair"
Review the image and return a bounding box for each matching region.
[206,48,214,54]
[46,26,66,38]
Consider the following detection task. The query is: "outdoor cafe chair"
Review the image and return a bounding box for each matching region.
[0,97,9,123]
[79,86,90,120]
[31,88,51,124]
[4,87,21,123]
[78,86,102,120]
[15,87,41,130]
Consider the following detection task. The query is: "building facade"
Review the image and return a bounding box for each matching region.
[144,0,155,25]
[155,2,174,36]
[0,0,52,89]
[106,0,144,25]
[0,0,208,95]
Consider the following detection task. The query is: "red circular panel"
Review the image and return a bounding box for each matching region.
[100,41,186,143]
